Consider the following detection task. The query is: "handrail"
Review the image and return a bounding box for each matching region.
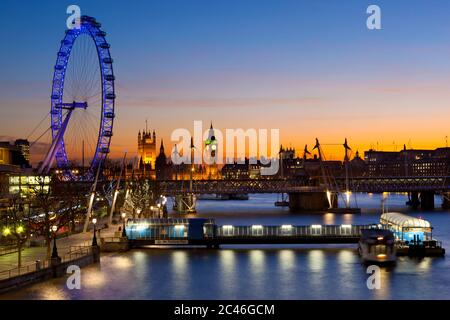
[0,245,20,256]
[0,259,50,281]
[0,246,93,281]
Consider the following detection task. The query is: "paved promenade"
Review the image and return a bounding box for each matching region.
[0,221,119,272]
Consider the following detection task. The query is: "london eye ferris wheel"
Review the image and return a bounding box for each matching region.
[40,15,116,180]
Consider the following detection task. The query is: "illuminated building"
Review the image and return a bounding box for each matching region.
[0,140,30,169]
[138,127,156,170]
[364,146,450,177]
[14,139,30,164]
[222,160,250,180]
[8,175,51,196]
[155,140,171,180]
[204,122,219,179]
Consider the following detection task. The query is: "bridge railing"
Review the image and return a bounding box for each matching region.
[155,179,319,195]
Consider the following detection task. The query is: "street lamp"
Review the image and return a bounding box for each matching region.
[121,212,126,237]
[51,225,58,258]
[92,218,98,246]
[2,227,11,237]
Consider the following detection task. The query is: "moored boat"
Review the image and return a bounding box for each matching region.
[358,228,397,264]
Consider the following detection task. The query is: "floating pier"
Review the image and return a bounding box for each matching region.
[380,212,445,257]
[122,214,445,257]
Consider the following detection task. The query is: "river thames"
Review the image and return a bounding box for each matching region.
[2,193,450,300]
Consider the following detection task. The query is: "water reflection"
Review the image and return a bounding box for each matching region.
[337,250,354,267]
[342,214,353,225]
[416,258,431,272]
[278,250,295,272]
[276,250,296,298]
[373,267,391,300]
[171,250,189,298]
[112,256,133,270]
[219,250,236,297]
[306,250,326,297]
[248,250,266,295]
[323,213,335,225]
[308,250,325,271]
[82,267,107,289]
[38,287,68,300]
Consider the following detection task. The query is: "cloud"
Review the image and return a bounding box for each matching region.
[369,85,449,95]
[0,135,16,142]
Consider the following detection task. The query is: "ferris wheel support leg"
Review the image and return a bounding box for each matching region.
[84,192,96,233]
[108,152,127,225]
[83,155,104,233]
[39,110,73,174]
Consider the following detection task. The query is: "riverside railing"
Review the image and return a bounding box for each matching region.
[0,259,51,281]
[0,245,20,256]
[0,245,93,281]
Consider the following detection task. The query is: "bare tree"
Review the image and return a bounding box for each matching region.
[29,176,77,259]
[55,181,87,233]
[1,196,31,268]
[127,178,154,218]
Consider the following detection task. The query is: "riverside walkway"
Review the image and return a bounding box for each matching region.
[0,222,117,275]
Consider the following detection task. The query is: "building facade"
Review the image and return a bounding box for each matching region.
[204,122,219,179]
[138,129,157,170]
[364,147,450,177]
[0,140,30,169]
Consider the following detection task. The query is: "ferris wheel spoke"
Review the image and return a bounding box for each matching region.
[85,90,103,102]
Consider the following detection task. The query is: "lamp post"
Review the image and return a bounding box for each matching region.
[51,225,59,258]
[92,218,97,246]
[157,203,161,218]
[121,212,127,237]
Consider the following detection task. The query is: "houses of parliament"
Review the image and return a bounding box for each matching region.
[137,123,219,180]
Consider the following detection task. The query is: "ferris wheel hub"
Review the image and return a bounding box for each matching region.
[55,101,88,110]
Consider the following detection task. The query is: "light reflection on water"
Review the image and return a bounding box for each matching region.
[219,250,236,298]
[323,213,335,225]
[171,251,189,298]
[2,193,450,300]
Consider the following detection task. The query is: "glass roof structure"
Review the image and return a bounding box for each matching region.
[380,212,431,229]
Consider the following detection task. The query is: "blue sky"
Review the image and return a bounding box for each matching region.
[2,0,450,161]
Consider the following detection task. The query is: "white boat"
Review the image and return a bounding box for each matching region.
[358,229,396,264]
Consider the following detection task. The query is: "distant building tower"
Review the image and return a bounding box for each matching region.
[14,139,30,165]
[138,127,156,170]
[279,145,296,160]
[204,122,219,178]
[155,139,169,180]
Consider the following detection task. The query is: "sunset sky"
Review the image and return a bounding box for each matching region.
[2,0,450,165]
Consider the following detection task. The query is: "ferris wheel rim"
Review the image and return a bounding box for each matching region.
[50,15,115,179]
